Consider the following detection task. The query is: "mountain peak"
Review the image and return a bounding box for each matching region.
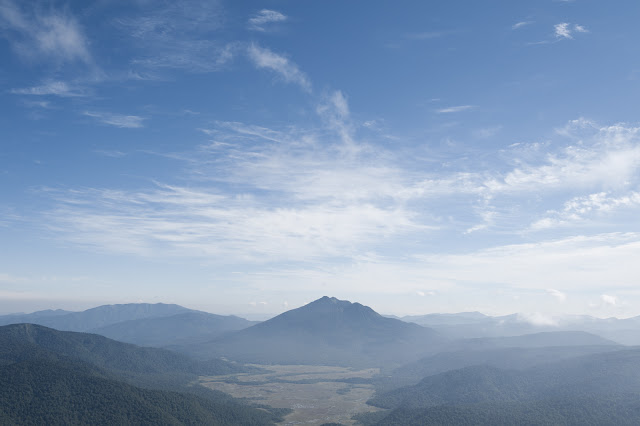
[203,296,444,367]
[301,296,379,318]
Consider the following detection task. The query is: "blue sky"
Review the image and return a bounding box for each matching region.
[2,0,640,319]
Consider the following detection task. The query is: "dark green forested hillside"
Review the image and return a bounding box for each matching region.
[378,344,620,392]
[0,358,287,425]
[356,397,640,426]
[0,323,257,389]
[0,324,288,425]
[362,348,640,425]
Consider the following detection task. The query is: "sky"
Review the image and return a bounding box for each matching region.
[2,0,640,319]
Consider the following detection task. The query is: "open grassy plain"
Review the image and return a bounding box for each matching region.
[200,364,382,425]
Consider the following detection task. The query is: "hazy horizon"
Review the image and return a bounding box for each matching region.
[3,1,640,318]
[3,297,640,324]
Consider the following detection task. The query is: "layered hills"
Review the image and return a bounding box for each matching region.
[5,298,640,424]
[401,311,640,345]
[363,348,640,425]
[0,303,256,349]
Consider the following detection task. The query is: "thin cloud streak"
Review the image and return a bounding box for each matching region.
[512,21,532,30]
[83,112,146,128]
[436,105,475,113]
[11,81,86,97]
[247,44,312,91]
[248,9,287,32]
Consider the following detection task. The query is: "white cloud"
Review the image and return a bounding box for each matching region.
[486,121,640,194]
[512,21,532,30]
[94,150,127,158]
[247,44,311,91]
[531,191,640,230]
[554,23,588,40]
[0,0,90,63]
[601,294,617,306]
[554,23,572,39]
[248,9,287,32]
[11,81,86,97]
[316,90,356,148]
[44,181,420,262]
[413,233,640,292]
[38,117,640,299]
[517,312,558,326]
[436,105,475,113]
[547,288,567,302]
[574,25,588,33]
[83,112,146,128]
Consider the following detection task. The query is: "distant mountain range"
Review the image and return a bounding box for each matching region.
[0,303,256,348]
[0,303,192,331]
[181,296,445,368]
[400,311,640,345]
[91,311,258,347]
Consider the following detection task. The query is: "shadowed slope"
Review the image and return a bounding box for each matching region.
[185,296,444,367]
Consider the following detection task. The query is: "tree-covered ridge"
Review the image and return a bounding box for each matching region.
[0,324,288,425]
[0,358,287,425]
[356,397,640,426]
[0,323,251,378]
[363,348,640,425]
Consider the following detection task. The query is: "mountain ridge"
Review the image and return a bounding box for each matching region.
[181,296,445,368]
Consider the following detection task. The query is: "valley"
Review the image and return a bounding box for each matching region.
[4,298,640,425]
[200,365,383,425]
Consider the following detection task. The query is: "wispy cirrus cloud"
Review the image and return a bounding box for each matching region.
[0,0,90,63]
[436,105,475,113]
[247,44,311,91]
[512,21,532,30]
[83,111,145,128]
[39,112,640,287]
[248,9,287,32]
[44,94,428,263]
[117,0,233,73]
[11,80,86,97]
[45,183,419,262]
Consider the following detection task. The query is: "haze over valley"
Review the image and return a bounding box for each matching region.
[3,297,640,424]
